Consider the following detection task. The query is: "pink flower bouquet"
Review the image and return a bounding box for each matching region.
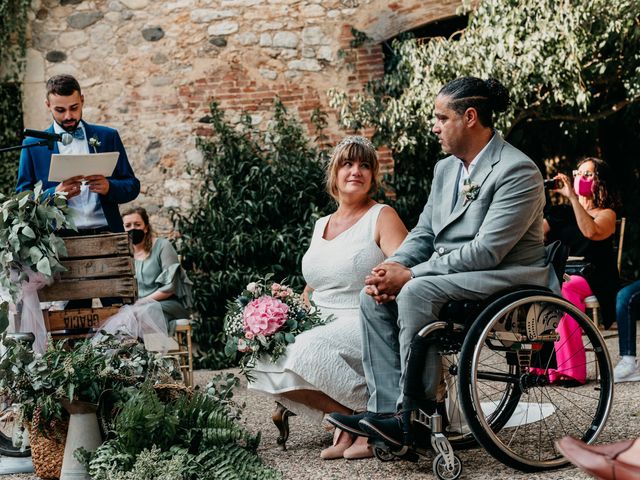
[224,275,326,375]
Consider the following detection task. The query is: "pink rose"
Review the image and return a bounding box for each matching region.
[271,283,282,294]
[243,295,289,337]
[237,338,252,352]
[245,331,254,340]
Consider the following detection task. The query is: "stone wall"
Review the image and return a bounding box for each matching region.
[23,0,459,231]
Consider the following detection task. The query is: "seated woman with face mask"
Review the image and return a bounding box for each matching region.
[122,207,193,330]
[543,157,621,384]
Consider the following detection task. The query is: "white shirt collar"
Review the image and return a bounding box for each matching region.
[457,131,495,173]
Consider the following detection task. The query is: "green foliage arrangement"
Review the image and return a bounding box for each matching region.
[0,183,73,331]
[330,0,640,226]
[0,333,181,432]
[172,101,333,368]
[80,382,280,480]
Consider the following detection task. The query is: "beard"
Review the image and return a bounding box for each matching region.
[55,117,81,133]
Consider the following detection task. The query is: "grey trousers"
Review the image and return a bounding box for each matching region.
[360,268,554,413]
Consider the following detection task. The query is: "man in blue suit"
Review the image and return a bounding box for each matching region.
[16,74,139,233]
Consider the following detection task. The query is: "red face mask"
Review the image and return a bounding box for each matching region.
[573,175,595,197]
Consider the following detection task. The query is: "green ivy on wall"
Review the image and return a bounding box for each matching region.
[0,83,23,195]
[0,0,31,194]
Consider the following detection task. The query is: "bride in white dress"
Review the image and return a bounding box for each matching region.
[249,136,407,459]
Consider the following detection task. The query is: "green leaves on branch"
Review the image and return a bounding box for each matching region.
[0,183,74,318]
[329,0,640,153]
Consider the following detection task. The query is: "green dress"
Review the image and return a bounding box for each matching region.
[135,237,193,327]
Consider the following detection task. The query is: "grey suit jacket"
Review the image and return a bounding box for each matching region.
[388,133,559,293]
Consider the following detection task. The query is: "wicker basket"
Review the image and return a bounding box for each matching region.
[153,382,192,403]
[29,419,67,480]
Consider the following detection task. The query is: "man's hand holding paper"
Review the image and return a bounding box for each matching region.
[84,175,110,195]
[55,175,83,199]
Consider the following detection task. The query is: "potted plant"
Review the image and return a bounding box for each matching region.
[0,332,182,479]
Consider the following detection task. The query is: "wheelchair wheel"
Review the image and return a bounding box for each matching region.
[0,402,31,457]
[433,453,463,480]
[440,329,520,449]
[373,446,395,462]
[458,290,613,472]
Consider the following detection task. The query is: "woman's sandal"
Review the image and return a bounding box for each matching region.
[320,428,354,459]
[343,436,373,459]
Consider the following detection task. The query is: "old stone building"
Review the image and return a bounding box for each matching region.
[23,0,460,229]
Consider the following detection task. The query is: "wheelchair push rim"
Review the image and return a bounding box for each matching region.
[458,291,613,472]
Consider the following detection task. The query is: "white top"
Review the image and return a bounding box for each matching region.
[301,203,387,310]
[54,122,108,229]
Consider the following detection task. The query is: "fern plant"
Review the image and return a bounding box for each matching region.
[82,383,280,480]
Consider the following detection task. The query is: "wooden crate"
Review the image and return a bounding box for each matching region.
[37,233,137,337]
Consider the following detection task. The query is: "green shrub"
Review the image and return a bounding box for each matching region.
[172,101,333,368]
[81,383,280,480]
[0,83,23,195]
[1,0,31,194]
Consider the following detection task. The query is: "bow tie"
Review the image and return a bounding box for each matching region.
[70,128,85,140]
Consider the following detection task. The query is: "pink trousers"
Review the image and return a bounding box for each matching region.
[548,275,591,384]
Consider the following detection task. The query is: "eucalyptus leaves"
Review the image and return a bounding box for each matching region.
[0,332,181,433]
[0,182,73,330]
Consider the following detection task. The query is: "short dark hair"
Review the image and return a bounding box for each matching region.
[46,74,82,98]
[438,77,510,128]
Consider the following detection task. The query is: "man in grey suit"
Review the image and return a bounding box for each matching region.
[328,77,560,448]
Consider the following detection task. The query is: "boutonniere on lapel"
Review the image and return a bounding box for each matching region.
[461,179,480,205]
[88,135,101,153]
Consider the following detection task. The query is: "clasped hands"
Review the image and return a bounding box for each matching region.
[364,261,413,304]
[56,175,110,198]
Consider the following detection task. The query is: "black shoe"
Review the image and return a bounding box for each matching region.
[359,414,406,448]
[327,411,392,437]
[326,412,370,436]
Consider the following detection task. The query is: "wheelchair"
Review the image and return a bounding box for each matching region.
[371,244,614,480]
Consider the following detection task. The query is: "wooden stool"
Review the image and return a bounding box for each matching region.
[172,319,193,387]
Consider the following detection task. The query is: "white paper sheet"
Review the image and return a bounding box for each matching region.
[48,152,119,182]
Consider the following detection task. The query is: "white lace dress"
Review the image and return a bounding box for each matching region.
[248,203,388,422]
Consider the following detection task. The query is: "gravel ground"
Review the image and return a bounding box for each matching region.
[2,335,638,480]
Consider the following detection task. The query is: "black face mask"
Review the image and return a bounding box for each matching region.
[128,229,145,245]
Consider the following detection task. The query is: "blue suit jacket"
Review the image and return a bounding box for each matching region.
[16,121,140,232]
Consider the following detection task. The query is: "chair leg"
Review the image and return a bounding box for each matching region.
[272,401,295,450]
[186,327,193,387]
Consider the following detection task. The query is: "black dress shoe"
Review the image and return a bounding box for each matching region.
[327,412,392,437]
[359,415,406,448]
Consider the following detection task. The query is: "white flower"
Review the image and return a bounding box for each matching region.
[246,282,258,293]
[88,136,101,153]
[461,180,480,204]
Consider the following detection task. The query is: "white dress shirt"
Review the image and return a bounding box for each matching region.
[53,122,108,229]
[456,133,493,195]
